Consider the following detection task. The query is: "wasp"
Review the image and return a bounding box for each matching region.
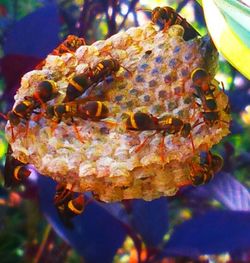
[189,151,223,186]
[54,183,86,229]
[80,100,109,120]
[158,116,192,137]
[126,111,158,131]
[191,68,217,110]
[139,6,199,41]
[2,80,57,126]
[46,100,109,122]
[6,98,36,127]
[89,59,120,83]
[46,100,109,143]
[35,35,86,70]
[126,112,192,139]
[157,115,195,157]
[52,35,86,56]
[63,58,130,102]
[3,145,31,188]
[1,80,58,139]
[63,59,121,102]
[63,73,92,102]
[34,80,58,104]
[191,68,225,127]
[126,112,195,159]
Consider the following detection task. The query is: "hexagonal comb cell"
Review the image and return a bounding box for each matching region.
[5,22,230,202]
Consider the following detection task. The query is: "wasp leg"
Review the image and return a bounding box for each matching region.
[160,132,166,162]
[134,131,158,153]
[71,117,84,144]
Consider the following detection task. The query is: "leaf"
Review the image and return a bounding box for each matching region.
[3,4,60,58]
[94,201,130,226]
[164,210,250,256]
[38,176,127,263]
[183,172,250,211]
[195,0,202,6]
[202,0,250,79]
[207,172,250,211]
[215,0,250,46]
[130,198,169,247]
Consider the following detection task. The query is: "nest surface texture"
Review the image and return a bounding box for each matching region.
[6,22,230,202]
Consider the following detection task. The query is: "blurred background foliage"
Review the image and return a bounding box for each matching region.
[0,0,250,262]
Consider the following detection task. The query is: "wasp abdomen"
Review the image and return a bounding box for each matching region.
[79,101,109,120]
[126,112,157,130]
[13,165,31,181]
[64,74,91,102]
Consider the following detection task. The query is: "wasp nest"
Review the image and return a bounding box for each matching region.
[5,22,230,202]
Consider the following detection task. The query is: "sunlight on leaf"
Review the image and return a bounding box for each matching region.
[202,0,250,79]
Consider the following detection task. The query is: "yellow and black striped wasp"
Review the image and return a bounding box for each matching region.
[189,151,223,186]
[52,35,86,56]
[126,112,195,160]
[1,80,58,140]
[63,58,123,102]
[46,100,109,122]
[35,35,86,70]
[45,100,109,143]
[138,6,200,41]
[3,145,31,188]
[191,68,230,127]
[54,183,86,229]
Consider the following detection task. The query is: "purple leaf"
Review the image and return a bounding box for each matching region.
[182,172,250,211]
[94,201,130,226]
[164,210,250,256]
[207,172,250,211]
[130,198,168,247]
[38,176,126,263]
[3,4,60,58]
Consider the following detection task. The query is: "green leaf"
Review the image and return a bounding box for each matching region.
[196,0,202,6]
[202,0,250,79]
[215,0,250,47]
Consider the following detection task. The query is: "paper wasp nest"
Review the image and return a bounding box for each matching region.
[6,22,230,202]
